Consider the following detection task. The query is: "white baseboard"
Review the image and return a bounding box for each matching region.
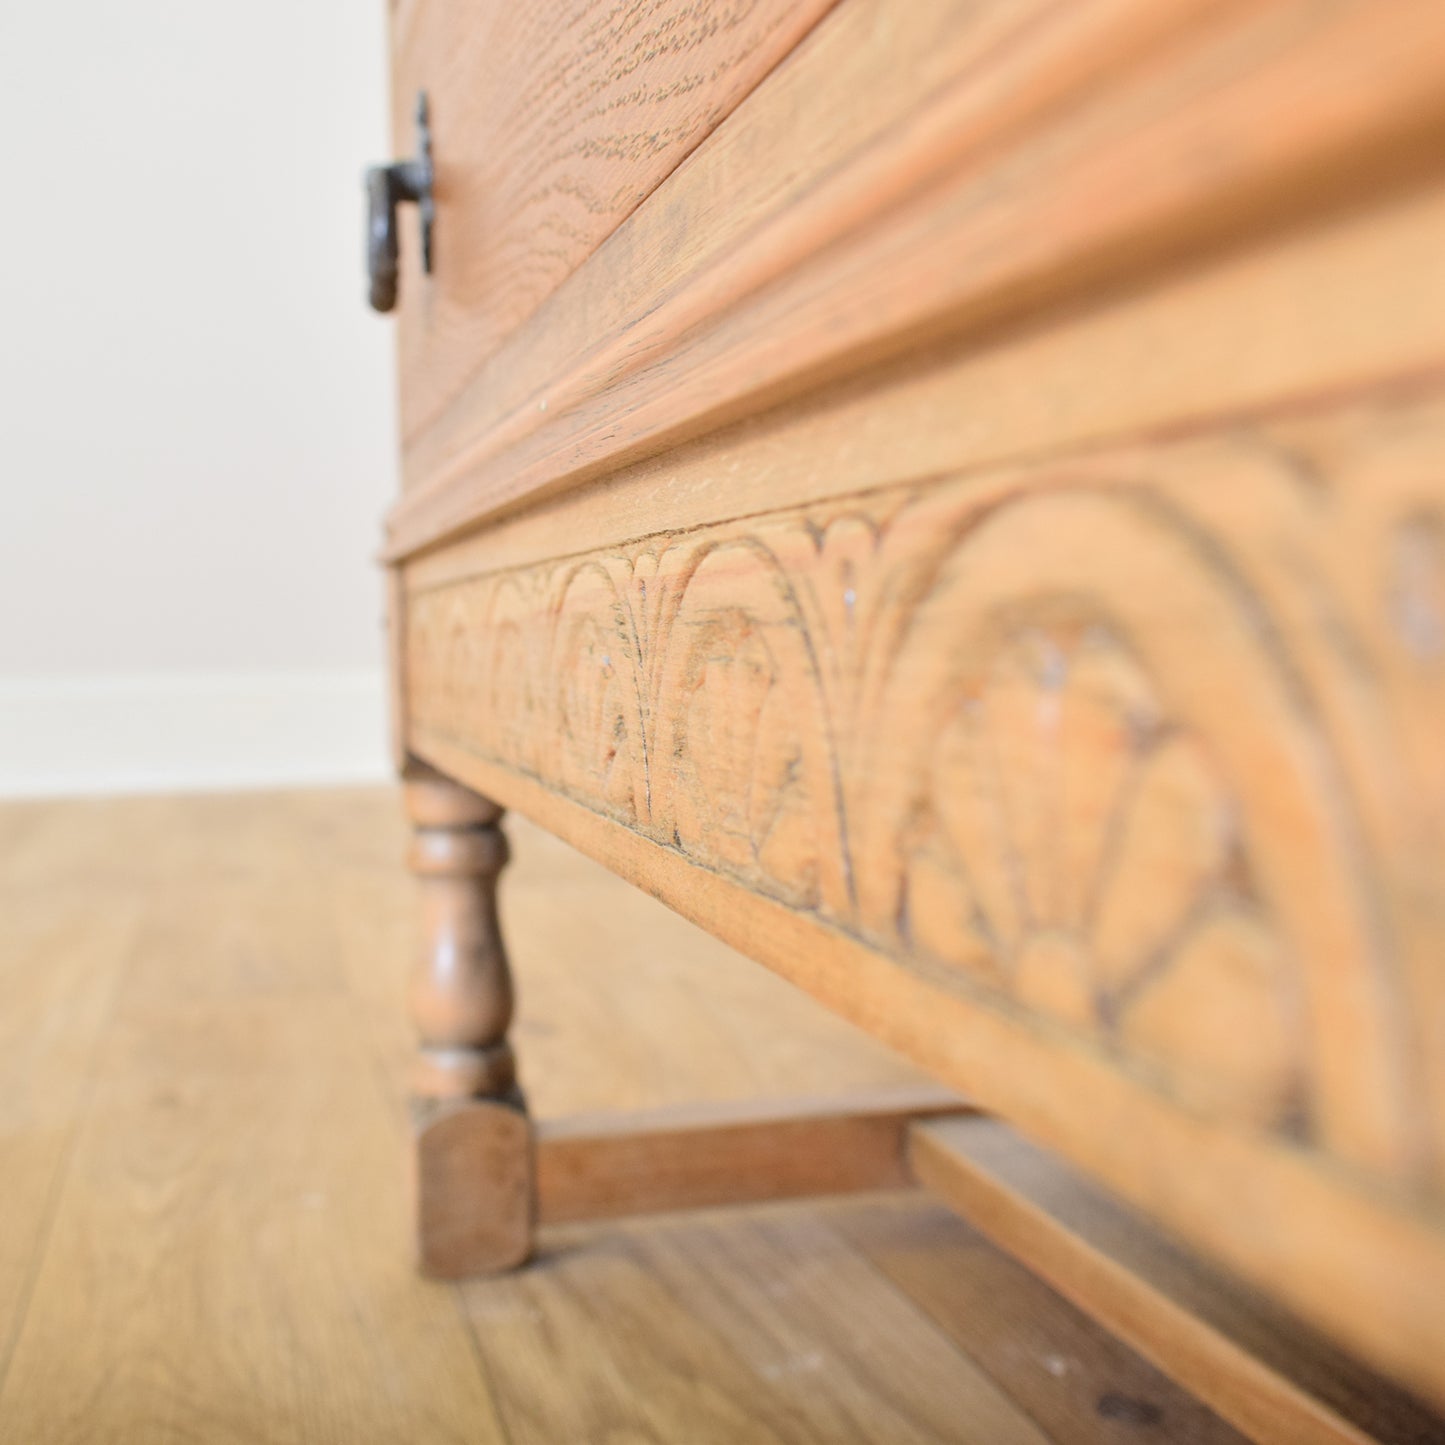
[0,668,393,798]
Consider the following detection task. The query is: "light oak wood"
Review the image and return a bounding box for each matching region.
[406,387,1445,1179]
[536,1085,963,1224]
[401,765,955,1273]
[403,175,1445,593]
[404,756,963,1265]
[462,1204,1061,1445]
[388,0,837,452]
[0,797,512,1444]
[378,0,1445,1419]
[386,563,408,771]
[387,0,1445,553]
[410,727,1445,1411]
[0,790,1284,1443]
[0,886,143,1375]
[403,763,533,1274]
[910,1117,1443,1445]
[392,93,1445,1369]
[411,1095,533,1279]
[835,1197,1252,1445]
[405,764,512,1099]
[335,789,935,1121]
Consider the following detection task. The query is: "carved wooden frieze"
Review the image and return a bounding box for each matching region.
[407,395,1445,1198]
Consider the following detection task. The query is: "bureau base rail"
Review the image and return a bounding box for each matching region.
[412,1081,1444,1445]
[412,1083,964,1278]
[536,1085,964,1226]
[909,1117,1443,1445]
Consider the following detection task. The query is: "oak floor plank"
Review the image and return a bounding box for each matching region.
[0,799,45,875]
[464,1202,1053,1445]
[0,787,1351,1443]
[909,1118,1445,1445]
[0,808,506,1445]
[612,1204,1062,1444]
[0,999,507,1445]
[0,886,143,1378]
[833,1198,1248,1445]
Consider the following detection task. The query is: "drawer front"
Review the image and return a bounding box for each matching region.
[388,0,837,460]
[387,0,1445,546]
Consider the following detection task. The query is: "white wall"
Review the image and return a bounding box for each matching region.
[0,2,400,794]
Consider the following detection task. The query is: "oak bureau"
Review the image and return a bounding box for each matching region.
[369,0,1445,1428]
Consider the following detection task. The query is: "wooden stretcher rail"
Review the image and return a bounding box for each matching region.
[535,1085,963,1225]
[910,1118,1445,1445]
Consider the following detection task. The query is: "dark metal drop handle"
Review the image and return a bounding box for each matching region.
[367,93,434,314]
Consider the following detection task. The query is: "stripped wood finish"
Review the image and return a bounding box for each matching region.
[387,0,1445,550]
[408,393,1445,1193]
[835,1196,1253,1445]
[0,791,1267,1443]
[404,764,532,1275]
[378,0,1445,1417]
[910,1117,1445,1445]
[388,0,838,454]
[402,384,1445,1402]
[536,1086,963,1224]
[401,175,1445,594]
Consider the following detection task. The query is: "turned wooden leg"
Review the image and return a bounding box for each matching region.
[404,762,533,1276]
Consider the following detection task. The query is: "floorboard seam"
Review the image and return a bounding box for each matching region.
[0,893,148,1403]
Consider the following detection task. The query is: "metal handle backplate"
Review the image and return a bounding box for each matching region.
[366,93,434,314]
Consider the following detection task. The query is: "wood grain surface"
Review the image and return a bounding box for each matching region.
[911,1117,1445,1445]
[0,790,1264,1443]
[835,1197,1254,1445]
[409,728,1445,1417]
[535,1085,962,1224]
[373,0,1445,1422]
[463,1204,1059,1445]
[388,0,837,452]
[408,389,1445,1185]
[404,764,535,1276]
[0,794,510,1445]
[403,378,1445,1404]
[400,172,1445,594]
[0,885,143,1376]
[387,0,1445,554]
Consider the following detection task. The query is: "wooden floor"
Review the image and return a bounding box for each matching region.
[0,787,1250,1444]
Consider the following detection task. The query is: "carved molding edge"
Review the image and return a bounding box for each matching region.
[408,396,1445,1198]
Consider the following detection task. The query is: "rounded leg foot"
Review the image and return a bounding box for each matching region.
[412,1094,533,1277]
